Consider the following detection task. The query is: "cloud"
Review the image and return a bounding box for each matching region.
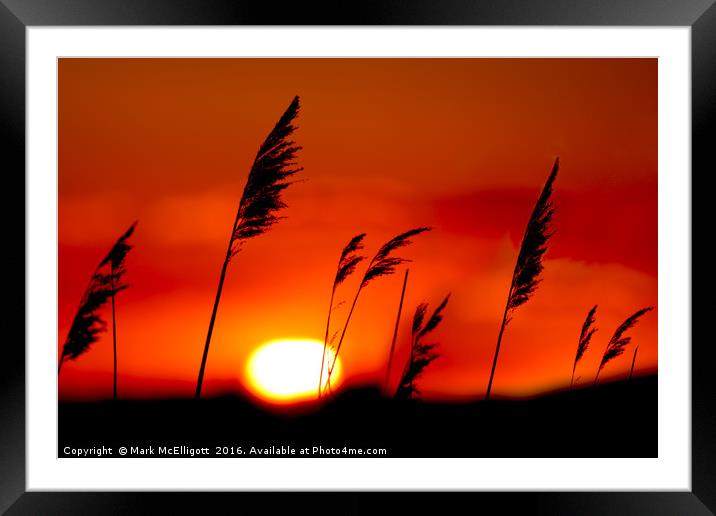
[433,182,657,275]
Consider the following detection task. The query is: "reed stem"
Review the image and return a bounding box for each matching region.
[485,285,512,400]
[384,269,409,394]
[196,207,242,399]
[325,284,363,394]
[594,336,613,386]
[628,346,639,380]
[318,287,336,398]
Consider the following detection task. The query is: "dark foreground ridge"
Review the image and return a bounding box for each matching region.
[59,375,656,458]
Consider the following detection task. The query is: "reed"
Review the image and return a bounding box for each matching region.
[594,307,653,386]
[59,269,113,377]
[59,222,137,396]
[485,158,559,400]
[395,294,450,399]
[324,227,431,394]
[195,96,302,399]
[383,269,409,394]
[571,304,598,389]
[318,233,367,398]
[99,222,137,400]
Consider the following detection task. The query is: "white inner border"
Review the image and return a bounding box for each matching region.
[27,27,691,491]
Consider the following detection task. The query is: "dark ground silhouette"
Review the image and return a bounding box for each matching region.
[58,375,656,458]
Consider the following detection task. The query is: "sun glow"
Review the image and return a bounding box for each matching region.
[246,338,342,403]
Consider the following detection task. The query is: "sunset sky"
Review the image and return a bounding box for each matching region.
[58,58,657,402]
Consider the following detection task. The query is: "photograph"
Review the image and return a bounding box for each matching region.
[56,57,658,459]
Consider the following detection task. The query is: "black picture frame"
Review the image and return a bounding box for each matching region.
[1,1,713,514]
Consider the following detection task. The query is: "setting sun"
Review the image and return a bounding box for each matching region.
[246,339,342,403]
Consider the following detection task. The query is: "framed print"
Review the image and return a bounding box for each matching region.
[1,1,714,514]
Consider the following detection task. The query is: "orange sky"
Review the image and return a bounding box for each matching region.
[58,58,657,402]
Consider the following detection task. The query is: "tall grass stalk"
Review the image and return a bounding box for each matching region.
[318,233,367,398]
[571,305,597,389]
[59,222,136,394]
[100,222,136,401]
[195,96,302,399]
[324,227,430,394]
[594,307,653,386]
[383,269,409,394]
[485,158,558,400]
[395,294,450,399]
[628,345,639,380]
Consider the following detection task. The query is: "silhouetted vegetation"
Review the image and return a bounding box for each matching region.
[571,304,598,389]
[485,158,558,400]
[395,294,450,400]
[100,222,137,400]
[195,96,302,399]
[629,345,639,380]
[57,93,660,414]
[318,233,367,398]
[59,272,113,376]
[324,227,431,394]
[384,269,409,394]
[59,375,658,458]
[59,222,137,392]
[594,307,653,385]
